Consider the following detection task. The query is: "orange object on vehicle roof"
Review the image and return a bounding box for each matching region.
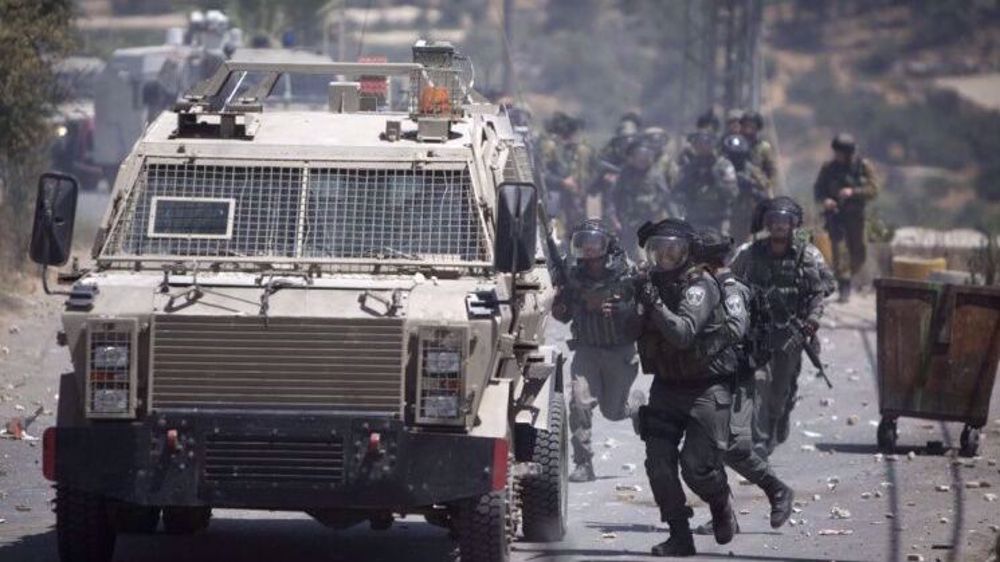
[419,85,451,115]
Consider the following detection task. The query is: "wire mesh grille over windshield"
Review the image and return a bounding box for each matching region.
[103,163,488,263]
[304,168,485,261]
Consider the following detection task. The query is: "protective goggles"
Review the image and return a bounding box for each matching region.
[644,235,690,271]
[570,230,611,260]
[763,209,797,229]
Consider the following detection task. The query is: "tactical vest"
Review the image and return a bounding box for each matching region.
[747,241,809,326]
[637,268,738,383]
[566,260,640,347]
[678,158,730,227]
[821,157,867,214]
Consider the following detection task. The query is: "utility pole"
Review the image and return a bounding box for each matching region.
[337,2,347,62]
[501,0,514,96]
[676,0,763,120]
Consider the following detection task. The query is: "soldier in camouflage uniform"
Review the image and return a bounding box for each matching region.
[539,112,594,236]
[730,197,835,458]
[634,218,739,556]
[740,111,778,187]
[671,131,739,235]
[691,228,795,537]
[724,108,744,137]
[813,133,879,302]
[552,220,645,483]
[606,139,669,258]
[590,113,641,201]
[721,134,772,243]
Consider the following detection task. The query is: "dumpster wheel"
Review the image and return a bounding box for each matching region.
[876,417,897,453]
[959,425,981,458]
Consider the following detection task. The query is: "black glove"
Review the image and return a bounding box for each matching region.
[637,281,659,308]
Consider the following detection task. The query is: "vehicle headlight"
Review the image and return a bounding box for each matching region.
[92,345,130,369]
[416,326,467,425]
[86,318,138,418]
[424,350,461,374]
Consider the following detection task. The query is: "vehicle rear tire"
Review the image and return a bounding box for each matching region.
[959,425,980,458]
[520,390,568,542]
[56,485,116,562]
[110,502,160,534]
[453,491,510,562]
[876,417,897,453]
[162,506,211,534]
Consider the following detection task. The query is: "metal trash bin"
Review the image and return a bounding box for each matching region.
[874,278,1000,456]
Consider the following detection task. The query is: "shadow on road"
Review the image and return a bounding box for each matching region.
[0,516,457,562]
[813,442,945,456]
[516,545,874,562]
[0,528,55,562]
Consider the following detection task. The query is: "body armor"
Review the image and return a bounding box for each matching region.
[563,255,640,347]
[638,267,738,383]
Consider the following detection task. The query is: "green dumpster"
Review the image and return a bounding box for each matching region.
[874,278,1000,456]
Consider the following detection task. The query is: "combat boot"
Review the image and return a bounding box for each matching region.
[568,462,595,483]
[651,519,696,557]
[628,390,647,436]
[708,495,737,545]
[837,279,851,303]
[761,475,794,528]
[692,515,740,536]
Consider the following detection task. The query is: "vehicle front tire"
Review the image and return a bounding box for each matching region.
[162,506,212,534]
[453,490,510,562]
[520,390,568,542]
[56,485,116,562]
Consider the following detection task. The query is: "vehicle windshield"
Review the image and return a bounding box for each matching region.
[100,162,490,267]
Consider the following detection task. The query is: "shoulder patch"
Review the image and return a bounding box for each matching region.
[685,285,707,307]
[725,293,745,316]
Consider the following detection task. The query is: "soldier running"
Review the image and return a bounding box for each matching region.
[538,112,594,237]
[607,139,670,258]
[730,197,835,458]
[552,220,646,483]
[721,133,771,243]
[634,218,739,557]
[813,132,879,302]
[740,110,778,188]
[690,228,795,537]
[671,131,738,235]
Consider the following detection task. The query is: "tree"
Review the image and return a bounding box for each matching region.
[0,0,74,270]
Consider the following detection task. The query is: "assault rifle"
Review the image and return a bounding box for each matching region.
[782,317,833,389]
[753,284,833,389]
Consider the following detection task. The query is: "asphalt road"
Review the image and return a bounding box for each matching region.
[0,278,998,561]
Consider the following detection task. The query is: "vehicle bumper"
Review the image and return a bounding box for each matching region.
[46,413,506,510]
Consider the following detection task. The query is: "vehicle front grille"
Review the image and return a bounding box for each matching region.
[150,315,404,414]
[204,435,345,484]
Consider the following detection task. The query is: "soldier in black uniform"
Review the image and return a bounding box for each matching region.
[634,218,739,557]
[552,220,645,482]
[690,228,795,537]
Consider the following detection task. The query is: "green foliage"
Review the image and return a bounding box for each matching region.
[787,61,1000,171]
[908,0,997,48]
[0,0,74,271]
[0,0,74,158]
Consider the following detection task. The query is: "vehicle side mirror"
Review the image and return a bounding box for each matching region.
[29,172,78,266]
[494,182,537,274]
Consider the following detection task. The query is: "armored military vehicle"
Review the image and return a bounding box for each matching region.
[29,42,567,562]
